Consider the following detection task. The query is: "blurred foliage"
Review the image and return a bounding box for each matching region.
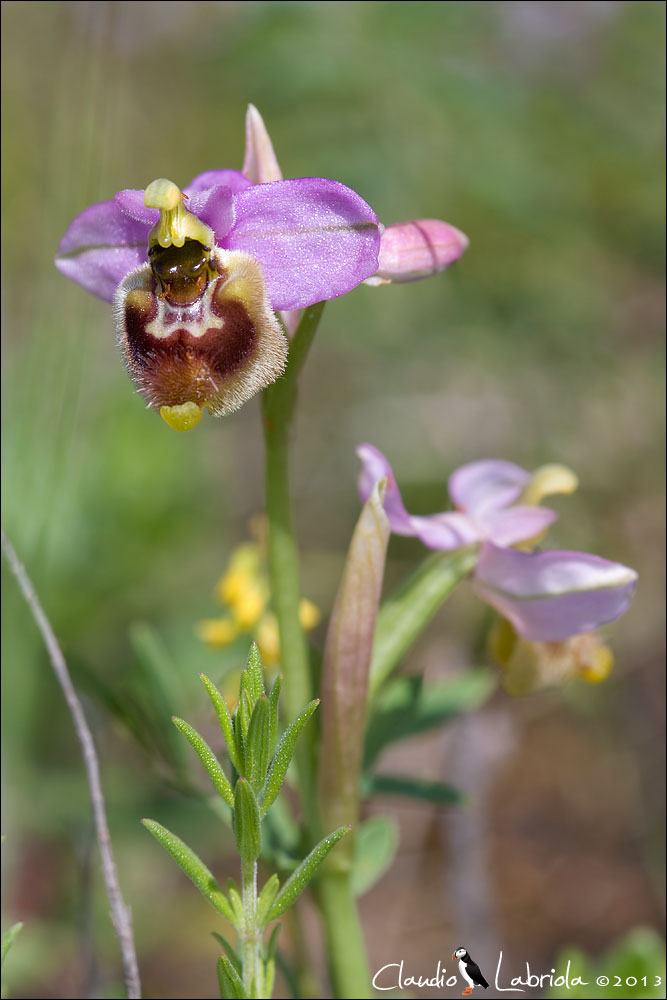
[1,2,664,997]
[545,927,666,999]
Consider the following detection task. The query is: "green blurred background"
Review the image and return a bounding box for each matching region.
[1,2,665,997]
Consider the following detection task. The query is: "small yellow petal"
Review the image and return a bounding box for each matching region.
[217,545,262,604]
[232,585,267,630]
[521,464,579,506]
[256,614,280,667]
[578,642,614,684]
[196,618,239,648]
[160,402,203,432]
[299,597,321,631]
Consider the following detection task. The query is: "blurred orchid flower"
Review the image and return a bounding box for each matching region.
[357,444,557,550]
[357,444,637,642]
[474,542,637,642]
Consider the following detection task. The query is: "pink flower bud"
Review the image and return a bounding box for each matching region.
[366,219,469,285]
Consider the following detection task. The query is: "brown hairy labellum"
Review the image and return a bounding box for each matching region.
[113,240,287,427]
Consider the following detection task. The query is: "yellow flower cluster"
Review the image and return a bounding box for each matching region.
[196,539,320,668]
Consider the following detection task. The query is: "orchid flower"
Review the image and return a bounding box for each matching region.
[55,107,468,430]
[357,444,559,549]
[55,115,380,429]
[357,444,637,644]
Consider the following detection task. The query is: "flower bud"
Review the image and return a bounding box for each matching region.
[365,219,469,285]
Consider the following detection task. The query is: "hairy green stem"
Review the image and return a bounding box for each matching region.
[262,302,372,999]
[262,303,324,827]
[317,871,372,999]
[241,859,260,997]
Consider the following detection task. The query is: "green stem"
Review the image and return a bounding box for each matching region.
[317,871,372,999]
[241,858,261,997]
[262,302,372,999]
[262,302,324,827]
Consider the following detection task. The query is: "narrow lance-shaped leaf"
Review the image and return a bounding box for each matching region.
[264,926,280,998]
[236,688,253,770]
[364,670,495,767]
[264,957,276,1000]
[256,873,280,926]
[172,716,234,807]
[266,826,350,922]
[369,546,478,699]
[242,641,265,704]
[266,923,280,961]
[212,932,242,976]
[233,778,261,862]
[350,815,399,898]
[142,819,236,924]
[201,673,242,774]
[317,480,390,841]
[217,954,248,999]
[226,880,245,926]
[130,621,186,771]
[260,699,320,816]
[267,674,282,755]
[1,922,23,967]
[368,773,464,805]
[246,695,271,795]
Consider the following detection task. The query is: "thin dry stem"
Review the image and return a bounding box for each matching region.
[1,529,141,999]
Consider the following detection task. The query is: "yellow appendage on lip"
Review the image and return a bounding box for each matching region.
[144,178,214,250]
[160,401,203,432]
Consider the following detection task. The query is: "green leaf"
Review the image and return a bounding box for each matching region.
[368,773,463,805]
[212,932,242,976]
[242,642,265,704]
[256,873,280,927]
[264,957,276,1000]
[142,818,235,924]
[369,547,478,699]
[217,954,248,999]
[266,826,350,921]
[260,794,301,870]
[1,921,23,967]
[201,673,242,774]
[233,778,261,862]
[267,674,283,755]
[226,880,244,925]
[364,670,494,768]
[260,699,319,815]
[350,815,399,897]
[236,688,253,767]
[264,925,280,997]
[172,716,234,807]
[545,928,666,999]
[246,696,271,795]
[266,923,280,961]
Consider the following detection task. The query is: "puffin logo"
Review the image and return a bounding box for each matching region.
[452,948,489,995]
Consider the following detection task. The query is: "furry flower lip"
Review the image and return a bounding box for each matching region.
[357,445,637,642]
